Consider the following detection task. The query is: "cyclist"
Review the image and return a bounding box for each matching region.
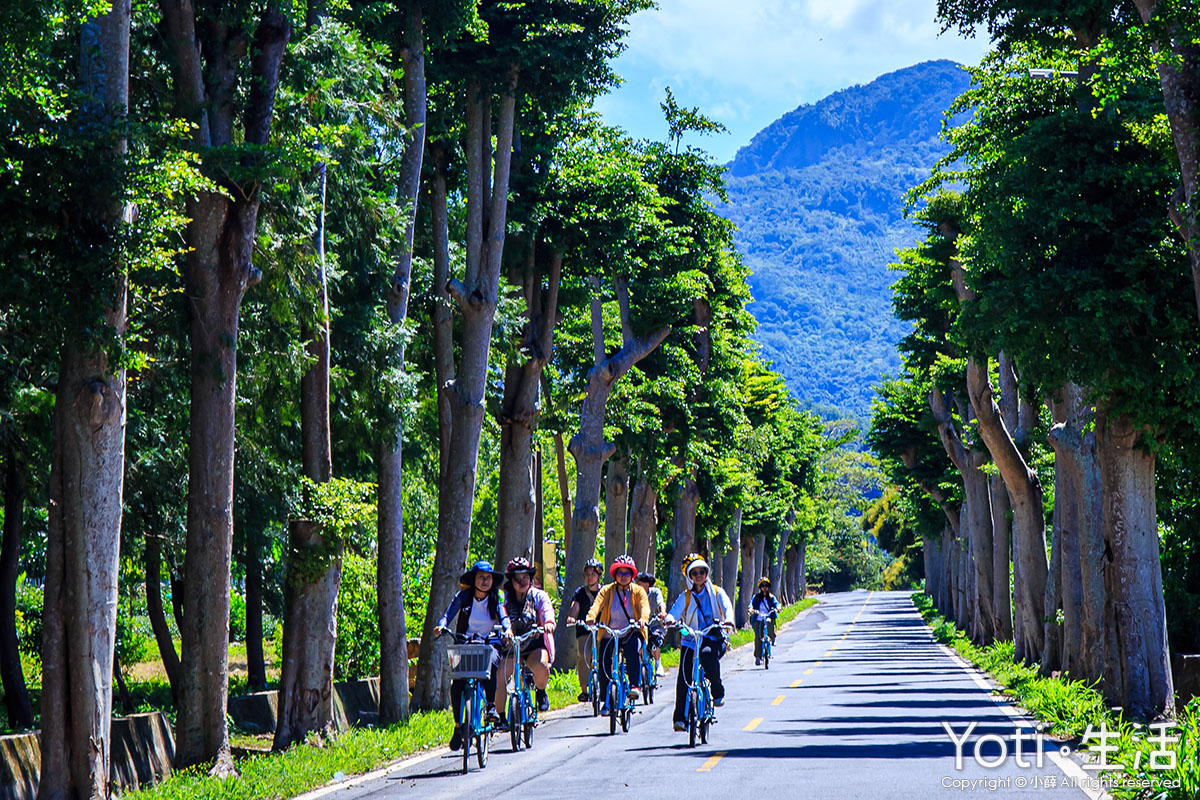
[564,557,603,702]
[498,557,557,715]
[750,576,780,666]
[432,560,512,751]
[662,553,735,732]
[635,571,666,677]
[585,554,649,713]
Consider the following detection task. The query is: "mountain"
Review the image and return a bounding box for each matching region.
[719,60,971,422]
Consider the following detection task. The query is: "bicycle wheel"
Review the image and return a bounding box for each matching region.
[621,704,630,733]
[608,684,619,735]
[646,673,655,705]
[508,694,521,752]
[687,691,698,748]
[524,718,534,749]
[590,671,601,717]
[700,714,710,744]
[461,691,474,774]
[764,640,770,670]
[476,727,490,769]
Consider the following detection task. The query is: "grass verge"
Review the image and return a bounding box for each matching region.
[660,596,818,669]
[911,591,1199,800]
[121,670,582,800]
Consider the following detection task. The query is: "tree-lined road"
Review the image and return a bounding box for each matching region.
[326,592,1091,800]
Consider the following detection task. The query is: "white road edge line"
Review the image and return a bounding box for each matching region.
[936,642,1112,800]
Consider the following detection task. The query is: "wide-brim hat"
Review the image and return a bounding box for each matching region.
[686,557,712,578]
[460,560,504,586]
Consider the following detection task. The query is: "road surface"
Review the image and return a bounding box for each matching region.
[321,591,1096,800]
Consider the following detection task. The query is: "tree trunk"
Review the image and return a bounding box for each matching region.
[666,475,698,605]
[415,74,518,709]
[551,276,669,671]
[752,534,765,592]
[277,157,339,748]
[796,535,807,599]
[553,432,573,560]
[723,509,742,604]
[243,526,266,694]
[145,532,182,702]
[736,535,754,629]
[769,516,790,595]
[273,521,343,748]
[534,448,545,579]
[603,448,629,564]
[1,451,33,729]
[940,523,954,618]
[496,249,564,568]
[376,0,426,729]
[628,470,657,574]
[164,0,291,770]
[39,5,131,795]
[784,544,799,605]
[988,476,1013,642]
[1132,0,1200,321]
[1041,520,1064,673]
[1095,412,1174,720]
[922,534,938,605]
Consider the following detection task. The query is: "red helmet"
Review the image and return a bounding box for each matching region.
[609,554,637,578]
[506,557,535,576]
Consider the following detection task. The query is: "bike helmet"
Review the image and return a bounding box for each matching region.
[506,556,535,576]
[758,577,772,588]
[584,557,603,572]
[609,554,637,578]
[681,552,709,578]
[459,560,503,587]
[636,571,656,587]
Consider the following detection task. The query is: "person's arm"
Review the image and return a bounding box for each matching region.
[433,591,462,633]
[664,591,685,624]
[585,585,606,625]
[635,586,650,626]
[718,588,736,628]
[497,599,512,636]
[536,591,556,633]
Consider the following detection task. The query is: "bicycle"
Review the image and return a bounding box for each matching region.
[752,609,777,669]
[639,627,660,704]
[595,622,641,735]
[504,626,544,752]
[440,629,502,773]
[579,625,601,717]
[671,622,727,748]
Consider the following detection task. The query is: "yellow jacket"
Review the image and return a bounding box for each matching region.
[585,582,650,641]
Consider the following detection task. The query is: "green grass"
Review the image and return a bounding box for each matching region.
[660,597,818,669]
[911,592,1200,800]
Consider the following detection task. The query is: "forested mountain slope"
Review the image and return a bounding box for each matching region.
[719,60,971,420]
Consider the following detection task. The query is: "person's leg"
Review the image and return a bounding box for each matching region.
[674,647,694,724]
[484,648,501,719]
[528,649,550,690]
[495,653,515,714]
[752,618,763,659]
[700,639,724,701]
[598,636,616,700]
[450,679,465,724]
[576,638,590,694]
[768,616,776,643]
[621,634,641,688]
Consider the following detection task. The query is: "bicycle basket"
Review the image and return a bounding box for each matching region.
[447,644,494,679]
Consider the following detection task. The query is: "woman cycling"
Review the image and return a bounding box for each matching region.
[432,560,512,751]
[662,553,735,732]
[498,557,557,717]
[750,576,780,665]
[585,555,649,713]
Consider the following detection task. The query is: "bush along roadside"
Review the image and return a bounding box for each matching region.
[911,592,1199,800]
[120,671,581,800]
[661,597,818,669]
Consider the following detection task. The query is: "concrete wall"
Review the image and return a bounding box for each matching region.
[0,712,174,800]
[227,677,389,735]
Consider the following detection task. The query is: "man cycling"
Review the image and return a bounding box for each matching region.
[431,560,512,751]
[636,571,666,677]
[585,555,649,713]
[564,557,603,702]
[750,577,780,666]
[662,553,735,732]
[498,557,557,715]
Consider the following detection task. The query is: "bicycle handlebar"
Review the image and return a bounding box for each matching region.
[668,622,728,638]
[594,622,643,637]
[509,626,546,644]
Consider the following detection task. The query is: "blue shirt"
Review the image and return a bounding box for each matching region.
[692,588,714,629]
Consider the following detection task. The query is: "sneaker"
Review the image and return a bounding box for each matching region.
[674,721,686,732]
[714,696,725,707]
[600,701,610,715]
[577,691,589,703]
[755,658,761,666]
[656,662,665,677]
[629,687,640,701]
[449,728,463,751]
[537,689,550,712]
[485,704,500,723]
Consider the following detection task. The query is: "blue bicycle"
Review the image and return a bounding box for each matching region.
[585,627,602,717]
[674,622,726,748]
[639,627,660,705]
[505,626,544,751]
[441,630,500,773]
[752,609,777,669]
[595,623,641,735]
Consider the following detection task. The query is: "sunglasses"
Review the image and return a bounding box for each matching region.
[689,568,709,576]
[615,570,634,578]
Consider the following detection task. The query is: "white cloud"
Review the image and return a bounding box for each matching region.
[595,0,991,160]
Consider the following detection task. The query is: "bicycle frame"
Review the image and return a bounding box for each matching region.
[675,622,725,747]
[595,622,640,734]
[752,609,777,667]
[439,629,501,772]
[506,626,544,751]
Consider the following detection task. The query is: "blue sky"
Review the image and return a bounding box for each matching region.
[593,0,992,162]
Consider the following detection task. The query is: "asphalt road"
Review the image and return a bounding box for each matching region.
[324,591,1097,800]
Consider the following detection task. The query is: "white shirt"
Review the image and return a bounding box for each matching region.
[467,597,494,637]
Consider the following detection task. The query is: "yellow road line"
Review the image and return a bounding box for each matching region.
[803,668,813,675]
[697,751,727,772]
[743,717,764,731]
[790,678,803,687]
[815,661,823,666]
[771,695,785,706]
[823,650,832,657]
